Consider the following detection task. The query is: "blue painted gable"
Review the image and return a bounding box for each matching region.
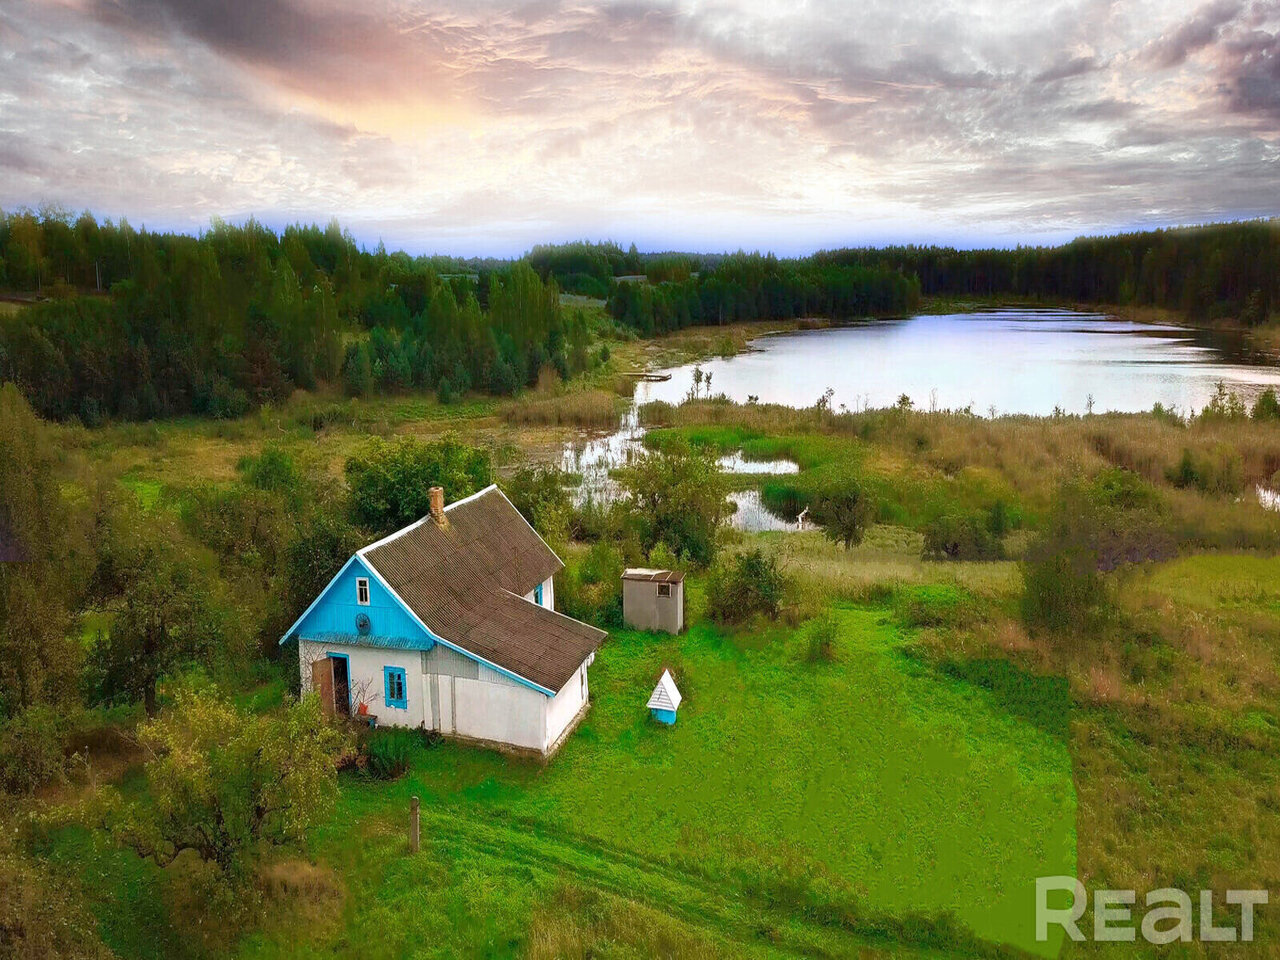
[292,555,431,647]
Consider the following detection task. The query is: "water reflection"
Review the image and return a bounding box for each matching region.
[559,309,1280,531]
[635,309,1280,417]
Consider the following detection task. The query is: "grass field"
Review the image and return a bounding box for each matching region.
[279,608,1076,958]
[42,607,1076,959]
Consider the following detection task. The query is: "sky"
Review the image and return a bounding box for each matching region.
[1,0,1278,256]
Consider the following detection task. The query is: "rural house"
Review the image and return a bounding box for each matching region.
[281,485,606,756]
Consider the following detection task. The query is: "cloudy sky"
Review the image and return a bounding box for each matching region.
[2,0,1278,255]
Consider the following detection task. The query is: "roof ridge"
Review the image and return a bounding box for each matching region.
[359,483,501,556]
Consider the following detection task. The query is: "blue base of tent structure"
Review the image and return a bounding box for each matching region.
[650,708,677,725]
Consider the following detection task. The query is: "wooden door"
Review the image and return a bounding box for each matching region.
[311,657,336,717]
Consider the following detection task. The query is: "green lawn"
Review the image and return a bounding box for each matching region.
[237,607,1075,958]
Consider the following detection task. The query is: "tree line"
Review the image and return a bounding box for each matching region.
[607,252,923,335]
[2,210,1276,426]
[0,210,591,423]
[816,220,1279,324]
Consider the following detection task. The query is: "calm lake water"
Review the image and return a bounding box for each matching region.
[635,308,1280,416]
[563,309,1280,529]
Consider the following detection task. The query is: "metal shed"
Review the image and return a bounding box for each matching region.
[622,568,685,634]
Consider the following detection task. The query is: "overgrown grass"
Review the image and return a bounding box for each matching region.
[258,613,1072,958]
[39,607,1075,959]
[642,397,1280,550]
[501,388,626,428]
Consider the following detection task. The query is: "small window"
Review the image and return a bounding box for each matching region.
[384,666,407,709]
[657,582,672,598]
[356,577,370,606]
[534,583,544,606]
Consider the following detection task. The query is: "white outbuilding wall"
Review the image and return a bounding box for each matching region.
[298,635,589,755]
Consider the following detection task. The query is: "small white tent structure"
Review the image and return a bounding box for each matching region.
[647,669,682,725]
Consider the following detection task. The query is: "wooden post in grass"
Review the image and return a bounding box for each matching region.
[410,796,420,853]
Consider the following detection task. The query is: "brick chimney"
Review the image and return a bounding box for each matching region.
[429,486,446,526]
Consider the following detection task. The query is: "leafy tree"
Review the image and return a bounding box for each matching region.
[89,509,243,715]
[280,508,367,634]
[1022,469,1174,638]
[344,433,492,535]
[501,464,572,547]
[112,685,348,878]
[0,837,113,958]
[810,481,875,550]
[0,384,87,716]
[705,549,787,623]
[921,511,1004,561]
[620,442,728,568]
[1252,388,1280,421]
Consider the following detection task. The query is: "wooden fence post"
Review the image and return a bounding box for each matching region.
[410,796,420,853]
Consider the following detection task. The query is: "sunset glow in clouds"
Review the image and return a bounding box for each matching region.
[2,0,1279,254]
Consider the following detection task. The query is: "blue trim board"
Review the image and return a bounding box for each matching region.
[357,554,556,697]
[383,666,408,709]
[534,582,543,605]
[285,551,556,698]
[326,652,352,713]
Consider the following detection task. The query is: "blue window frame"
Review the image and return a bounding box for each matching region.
[534,582,543,606]
[384,666,408,710]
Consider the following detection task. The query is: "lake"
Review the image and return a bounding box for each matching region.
[634,308,1280,417]
[563,309,1280,529]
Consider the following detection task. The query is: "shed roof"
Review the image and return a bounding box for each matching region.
[360,485,606,693]
[622,568,685,584]
[646,669,682,711]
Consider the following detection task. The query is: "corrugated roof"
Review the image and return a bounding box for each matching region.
[362,485,606,693]
[622,568,685,583]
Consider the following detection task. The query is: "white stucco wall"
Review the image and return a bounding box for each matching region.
[452,675,547,750]
[298,592,593,755]
[545,660,589,749]
[299,639,429,730]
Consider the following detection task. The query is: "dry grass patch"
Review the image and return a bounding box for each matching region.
[501,387,625,428]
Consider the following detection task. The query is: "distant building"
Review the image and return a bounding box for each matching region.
[281,485,606,757]
[622,568,685,633]
[647,669,682,725]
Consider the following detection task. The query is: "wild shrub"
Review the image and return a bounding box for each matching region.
[1252,388,1280,422]
[920,511,1003,561]
[0,842,113,958]
[0,703,68,794]
[1166,446,1243,496]
[1020,482,1114,636]
[557,541,624,628]
[810,480,875,549]
[894,584,978,629]
[239,444,301,494]
[804,614,838,663]
[110,685,349,880]
[705,549,787,623]
[1198,382,1249,422]
[364,727,420,780]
